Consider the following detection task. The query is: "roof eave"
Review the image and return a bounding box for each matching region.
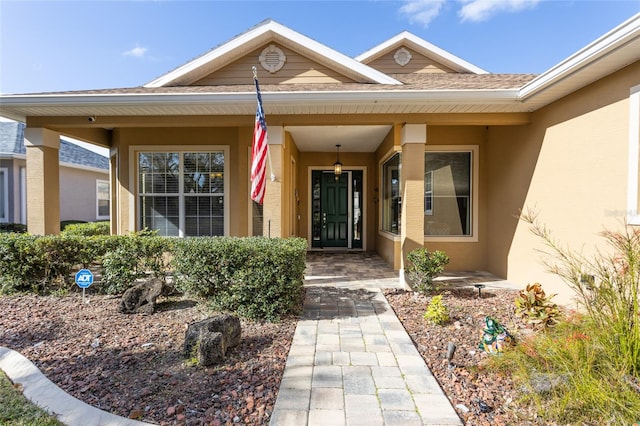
[0,89,522,121]
[519,12,640,101]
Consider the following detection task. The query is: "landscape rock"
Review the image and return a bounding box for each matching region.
[119,278,165,314]
[184,314,242,366]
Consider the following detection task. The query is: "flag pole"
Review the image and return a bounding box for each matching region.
[252,67,276,182]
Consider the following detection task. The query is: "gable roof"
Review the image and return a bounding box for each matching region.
[0,15,638,121]
[355,31,488,74]
[145,19,402,87]
[0,122,109,170]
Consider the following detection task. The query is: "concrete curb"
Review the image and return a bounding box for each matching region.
[0,346,154,426]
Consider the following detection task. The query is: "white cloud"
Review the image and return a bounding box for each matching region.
[399,0,447,27]
[122,45,148,58]
[458,0,541,22]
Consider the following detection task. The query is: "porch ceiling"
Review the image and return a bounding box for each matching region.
[286,125,392,152]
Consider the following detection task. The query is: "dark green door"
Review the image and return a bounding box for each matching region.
[321,172,349,247]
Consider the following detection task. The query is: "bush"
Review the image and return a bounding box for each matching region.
[406,247,449,293]
[0,233,123,294]
[515,283,562,330]
[423,294,449,325]
[61,221,110,236]
[493,209,640,423]
[0,223,27,234]
[173,237,306,321]
[100,233,172,295]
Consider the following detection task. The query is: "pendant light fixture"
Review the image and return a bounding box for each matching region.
[333,144,343,180]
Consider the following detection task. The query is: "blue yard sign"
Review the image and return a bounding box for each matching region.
[75,269,94,289]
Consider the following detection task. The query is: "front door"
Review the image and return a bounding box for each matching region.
[311,170,363,249]
[321,172,349,247]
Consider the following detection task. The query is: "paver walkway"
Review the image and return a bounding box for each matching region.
[269,252,464,426]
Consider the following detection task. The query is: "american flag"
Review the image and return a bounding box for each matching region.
[251,75,268,205]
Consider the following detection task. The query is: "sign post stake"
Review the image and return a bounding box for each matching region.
[75,269,94,304]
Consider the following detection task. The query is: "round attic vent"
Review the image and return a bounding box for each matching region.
[393,47,412,67]
[259,44,286,73]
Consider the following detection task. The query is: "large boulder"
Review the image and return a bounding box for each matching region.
[119,278,164,314]
[183,314,241,366]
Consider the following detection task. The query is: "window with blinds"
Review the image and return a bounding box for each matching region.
[138,151,225,237]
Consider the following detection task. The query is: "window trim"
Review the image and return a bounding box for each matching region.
[96,179,110,221]
[380,152,402,235]
[0,168,8,223]
[627,84,640,225]
[424,145,479,243]
[424,170,433,216]
[377,148,402,241]
[129,145,229,237]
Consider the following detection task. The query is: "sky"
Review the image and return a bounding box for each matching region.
[1,0,639,96]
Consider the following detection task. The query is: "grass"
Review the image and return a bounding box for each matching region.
[490,212,640,425]
[489,314,640,424]
[0,370,63,426]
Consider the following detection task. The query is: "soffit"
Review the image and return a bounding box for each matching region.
[287,125,393,152]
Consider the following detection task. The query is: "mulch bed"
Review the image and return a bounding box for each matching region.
[0,287,537,425]
[385,287,537,426]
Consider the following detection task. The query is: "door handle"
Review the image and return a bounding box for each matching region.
[322,212,327,228]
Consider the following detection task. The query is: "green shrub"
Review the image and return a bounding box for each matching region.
[60,220,86,231]
[0,223,27,234]
[0,233,120,294]
[406,248,449,294]
[61,221,110,236]
[423,294,449,325]
[100,233,171,295]
[173,237,306,321]
[515,283,563,330]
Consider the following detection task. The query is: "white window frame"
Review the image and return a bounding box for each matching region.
[627,84,640,225]
[424,145,479,243]
[424,170,433,216]
[0,168,8,223]
[129,145,229,237]
[96,179,110,220]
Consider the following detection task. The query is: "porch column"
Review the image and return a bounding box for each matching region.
[263,126,284,237]
[400,124,426,286]
[24,128,61,235]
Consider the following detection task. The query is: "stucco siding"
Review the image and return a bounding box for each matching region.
[59,167,109,222]
[297,150,377,250]
[423,126,487,271]
[487,61,640,305]
[115,127,247,236]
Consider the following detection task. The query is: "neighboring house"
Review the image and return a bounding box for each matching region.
[0,121,109,225]
[1,15,639,302]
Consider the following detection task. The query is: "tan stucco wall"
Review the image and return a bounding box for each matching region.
[297,150,378,250]
[113,127,250,235]
[486,61,640,304]
[423,126,488,271]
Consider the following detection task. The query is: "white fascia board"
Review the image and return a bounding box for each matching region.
[144,20,402,87]
[519,13,640,100]
[0,88,519,109]
[356,31,488,75]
